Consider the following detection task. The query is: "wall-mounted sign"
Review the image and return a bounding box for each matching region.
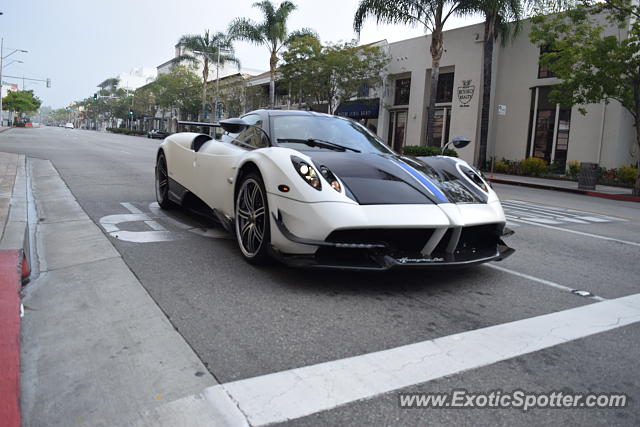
[497,104,507,116]
[457,80,475,107]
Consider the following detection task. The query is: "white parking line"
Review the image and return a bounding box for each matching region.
[202,293,640,426]
[121,202,143,214]
[486,264,605,301]
[509,217,640,247]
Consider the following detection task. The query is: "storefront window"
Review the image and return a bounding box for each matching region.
[428,107,451,147]
[527,86,571,166]
[388,110,408,152]
[538,46,557,79]
[394,78,411,105]
[436,73,454,103]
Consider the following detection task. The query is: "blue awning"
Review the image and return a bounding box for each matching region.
[335,98,380,119]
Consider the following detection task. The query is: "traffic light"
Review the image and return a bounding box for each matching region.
[46,78,51,88]
[93,93,98,101]
[128,109,134,116]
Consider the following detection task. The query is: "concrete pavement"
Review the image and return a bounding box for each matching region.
[19,156,223,425]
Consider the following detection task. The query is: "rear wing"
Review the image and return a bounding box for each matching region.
[177,121,221,128]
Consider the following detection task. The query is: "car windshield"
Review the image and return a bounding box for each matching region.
[272,115,394,154]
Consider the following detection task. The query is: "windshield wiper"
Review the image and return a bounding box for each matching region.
[277,138,360,153]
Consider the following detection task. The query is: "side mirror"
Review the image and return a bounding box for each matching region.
[220,118,249,134]
[442,136,471,154]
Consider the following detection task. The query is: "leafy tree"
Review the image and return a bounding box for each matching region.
[530,0,640,195]
[228,0,316,107]
[3,90,42,114]
[475,0,524,168]
[218,76,249,118]
[245,85,270,111]
[47,108,71,124]
[153,66,202,120]
[280,36,388,113]
[133,84,158,118]
[354,0,475,147]
[177,30,240,120]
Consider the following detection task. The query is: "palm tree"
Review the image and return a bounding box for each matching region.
[228,1,316,108]
[476,0,523,169]
[177,30,240,120]
[354,0,475,148]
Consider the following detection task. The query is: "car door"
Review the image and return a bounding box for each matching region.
[194,114,266,215]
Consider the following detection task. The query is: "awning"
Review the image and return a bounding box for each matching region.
[335,98,380,120]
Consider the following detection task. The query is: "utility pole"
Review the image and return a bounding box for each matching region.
[214,42,221,122]
[0,38,28,126]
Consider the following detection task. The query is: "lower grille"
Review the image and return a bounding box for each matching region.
[325,228,435,253]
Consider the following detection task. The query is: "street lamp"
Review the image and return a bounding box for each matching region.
[0,38,28,126]
[2,59,23,69]
[214,44,232,122]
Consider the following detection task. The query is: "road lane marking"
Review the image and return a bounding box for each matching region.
[507,215,561,225]
[502,200,624,225]
[121,202,143,214]
[98,202,231,243]
[486,264,605,301]
[508,217,640,247]
[203,293,640,425]
[504,197,640,221]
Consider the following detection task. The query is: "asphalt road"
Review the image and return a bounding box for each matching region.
[3,126,640,426]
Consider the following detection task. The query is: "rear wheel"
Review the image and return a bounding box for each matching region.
[235,173,270,264]
[155,153,173,209]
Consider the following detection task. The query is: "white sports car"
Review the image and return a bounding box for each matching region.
[156,110,514,270]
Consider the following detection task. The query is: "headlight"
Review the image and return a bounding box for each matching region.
[464,166,489,192]
[319,165,342,192]
[291,156,321,190]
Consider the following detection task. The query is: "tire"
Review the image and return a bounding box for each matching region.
[235,173,271,264]
[155,152,174,209]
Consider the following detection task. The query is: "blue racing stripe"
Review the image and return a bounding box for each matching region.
[394,159,449,203]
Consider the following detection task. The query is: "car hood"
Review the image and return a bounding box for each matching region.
[304,151,489,205]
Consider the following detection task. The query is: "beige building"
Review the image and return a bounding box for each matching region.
[377,17,636,169]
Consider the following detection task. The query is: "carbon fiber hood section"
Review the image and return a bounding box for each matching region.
[305,152,488,205]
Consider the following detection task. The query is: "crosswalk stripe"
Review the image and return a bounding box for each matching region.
[202,293,640,426]
[502,200,623,225]
[504,200,623,222]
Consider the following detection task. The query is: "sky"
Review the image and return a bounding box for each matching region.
[1,0,483,108]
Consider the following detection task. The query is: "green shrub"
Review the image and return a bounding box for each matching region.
[567,160,580,179]
[106,127,146,136]
[549,161,565,175]
[519,157,548,176]
[402,145,458,157]
[618,164,638,185]
[494,161,509,173]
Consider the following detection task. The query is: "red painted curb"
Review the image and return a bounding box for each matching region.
[488,178,640,203]
[0,249,22,427]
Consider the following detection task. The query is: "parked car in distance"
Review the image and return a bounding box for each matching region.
[64,123,74,129]
[147,129,169,139]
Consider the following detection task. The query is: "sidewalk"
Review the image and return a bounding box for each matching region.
[0,152,249,426]
[487,172,640,202]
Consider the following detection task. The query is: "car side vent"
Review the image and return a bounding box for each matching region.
[192,134,213,152]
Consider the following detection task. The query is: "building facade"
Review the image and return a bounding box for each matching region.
[377,17,636,169]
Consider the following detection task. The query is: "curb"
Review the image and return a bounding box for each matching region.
[488,177,640,203]
[0,153,28,427]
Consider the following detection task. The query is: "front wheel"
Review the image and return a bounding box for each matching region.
[235,173,271,264]
[155,153,174,209]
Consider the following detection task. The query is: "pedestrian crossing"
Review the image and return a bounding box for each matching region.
[502,200,625,226]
